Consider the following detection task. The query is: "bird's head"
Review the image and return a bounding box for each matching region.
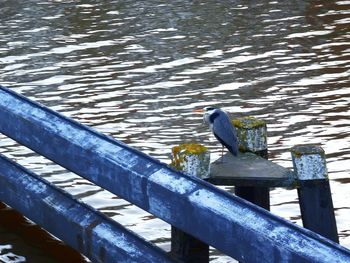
[203,106,217,112]
[193,106,219,125]
[193,106,218,113]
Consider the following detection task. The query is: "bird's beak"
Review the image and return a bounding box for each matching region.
[193,108,204,113]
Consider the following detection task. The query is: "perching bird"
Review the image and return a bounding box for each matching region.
[194,107,238,160]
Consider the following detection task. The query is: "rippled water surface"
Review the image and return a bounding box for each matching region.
[1,0,350,262]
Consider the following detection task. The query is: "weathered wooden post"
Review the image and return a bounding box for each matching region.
[232,116,270,210]
[291,145,339,243]
[170,143,210,263]
[0,202,86,262]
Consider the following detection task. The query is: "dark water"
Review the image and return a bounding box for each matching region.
[0,0,350,262]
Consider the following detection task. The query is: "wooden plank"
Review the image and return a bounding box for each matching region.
[292,145,339,243]
[170,144,210,262]
[1,86,350,262]
[0,202,87,263]
[171,227,209,263]
[0,154,176,263]
[208,152,295,187]
[233,117,270,235]
[298,180,339,242]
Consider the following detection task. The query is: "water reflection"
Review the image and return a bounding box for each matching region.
[1,0,350,261]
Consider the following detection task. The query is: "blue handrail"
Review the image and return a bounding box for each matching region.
[0,154,176,263]
[1,85,350,262]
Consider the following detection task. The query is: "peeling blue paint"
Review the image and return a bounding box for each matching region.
[0,154,175,263]
[1,85,350,262]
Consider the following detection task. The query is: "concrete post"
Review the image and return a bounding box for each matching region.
[170,143,210,179]
[291,145,339,243]
[170,143,210,263]
[232,116,270,210]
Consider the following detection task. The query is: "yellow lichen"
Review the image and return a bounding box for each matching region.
[170,143,207,170]
[232,116,266,129]
[173,143,207,155]
[291,147,303,158]
[291,145,325,158]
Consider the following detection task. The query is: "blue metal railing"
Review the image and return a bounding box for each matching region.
[0,154,174,263]
[1,85,350,263]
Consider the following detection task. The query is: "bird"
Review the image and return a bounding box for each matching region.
[194,107,238,161]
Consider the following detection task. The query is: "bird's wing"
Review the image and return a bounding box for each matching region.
[212,110,238,155]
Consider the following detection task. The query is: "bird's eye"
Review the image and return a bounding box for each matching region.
[205,106,215,111]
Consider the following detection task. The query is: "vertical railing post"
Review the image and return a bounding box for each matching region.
[170,144,210,263]
[233,117,270,210]
[291,145,339,243]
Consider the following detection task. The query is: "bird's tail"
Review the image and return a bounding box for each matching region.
[227,144,238,156]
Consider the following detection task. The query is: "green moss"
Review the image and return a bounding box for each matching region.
[291,145,325,158]
[232,116,266,129]
[291,147,303,158]
[172,143,207,155]
[232,116,267,152]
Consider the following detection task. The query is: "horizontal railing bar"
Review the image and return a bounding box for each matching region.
[1,85,350,262]
[0,153,176,263]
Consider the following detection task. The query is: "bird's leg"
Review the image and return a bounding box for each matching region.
[221,146,224,163]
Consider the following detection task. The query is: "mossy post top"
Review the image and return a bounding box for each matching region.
[232,116,267,153]
[291,145,328,180]
[171,143,210,179]
[232,116,266,129]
